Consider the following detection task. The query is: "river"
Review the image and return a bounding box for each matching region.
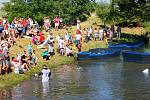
[1,57,150,100]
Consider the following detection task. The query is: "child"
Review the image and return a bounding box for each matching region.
[32,50,37,67]
[48,42,54,57]
[27,43,32,56]
[42,49,49,60]
[32,35,38,45]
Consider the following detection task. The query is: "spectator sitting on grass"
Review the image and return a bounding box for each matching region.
[41,49,49,60]
[21,52,29,72]
[65,45,73,57]
[32,35,38,45]
[11,57,24,74]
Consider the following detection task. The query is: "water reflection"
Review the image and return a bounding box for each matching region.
[42,82,50,97]
[1,61,150,100]
[121,62,150,100]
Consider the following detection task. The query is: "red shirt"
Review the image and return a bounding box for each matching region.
[0,20,2,26]
[77,29,81,34]
[22,20,27,27]
[13,59,18,62]
[53,17,60,23]
[4,24,8,30]
[40,35,45,43]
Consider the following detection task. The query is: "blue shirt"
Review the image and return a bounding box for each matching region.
[0,26,3,31]
[27,44,32,50]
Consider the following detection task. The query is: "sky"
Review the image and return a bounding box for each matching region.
[0,0,10,7]
[0,0,10,4]
[96,0,111,4]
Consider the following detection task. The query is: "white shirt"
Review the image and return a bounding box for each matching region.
[11,61,20,74]
[48,44,53,52]
[76,34,82,40]
[99,29,103,34]
[77,19,80,24]
[3,46,8,55]
[42,69,50,82]
[66,46,72,54]
[17,54,21,63]
[59,39,64,48]
[3,20,6,25]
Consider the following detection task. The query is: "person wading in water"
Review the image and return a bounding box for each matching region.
[35,65,51,82]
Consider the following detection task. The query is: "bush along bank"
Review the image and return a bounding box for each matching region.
[110,33,149,46]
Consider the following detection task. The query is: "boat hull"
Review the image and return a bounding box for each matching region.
[122,51,150,63]
[108,42,144,50]
[77,48,121,61]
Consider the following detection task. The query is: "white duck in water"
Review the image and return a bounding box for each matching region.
[142,69,149,74]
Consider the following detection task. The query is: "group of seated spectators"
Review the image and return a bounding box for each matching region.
[41,32,74,60]
[0,38,37,74]
[11,49,37,74]
[0,16,39,74]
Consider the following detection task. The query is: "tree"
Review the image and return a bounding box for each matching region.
[112,0,150,26]
[3,0,94,25]
[96,0,150,27]
[96,4,111,25]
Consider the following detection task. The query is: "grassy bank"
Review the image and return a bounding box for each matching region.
[0,56,76,89]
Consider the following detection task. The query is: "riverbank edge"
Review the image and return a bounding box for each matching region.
[0,56,77,89]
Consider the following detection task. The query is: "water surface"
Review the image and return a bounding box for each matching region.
[1,59,150,100]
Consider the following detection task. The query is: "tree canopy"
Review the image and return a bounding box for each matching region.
[3,0,94,25]
[96,0,150,27]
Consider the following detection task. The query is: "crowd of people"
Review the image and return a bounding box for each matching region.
[0,16,121,75]
[0,16,39,74]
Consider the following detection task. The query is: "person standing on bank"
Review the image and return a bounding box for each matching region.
[35,65,51,82]
[117,25,121,39]
[53,16,60,31]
